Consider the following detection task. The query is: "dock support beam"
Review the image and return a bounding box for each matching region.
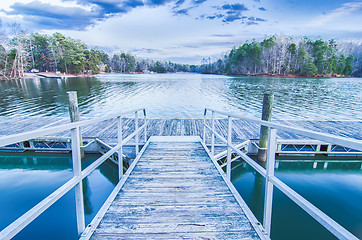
[257,93,274,162]
[67,91,84,159]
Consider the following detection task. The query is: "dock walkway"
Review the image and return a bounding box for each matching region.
[82,136,265,239]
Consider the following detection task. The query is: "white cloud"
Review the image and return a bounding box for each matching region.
[1,0,273,64]
[0,0,89,11]
[308,2,362,27]
[56,3,259,64]
[4,0,361,63]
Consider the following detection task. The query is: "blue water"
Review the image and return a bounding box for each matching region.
[0,74,361,239]
[0,73,361,119]
[231,159,362,239]
[0,153,117,239]
[1,152,361,239]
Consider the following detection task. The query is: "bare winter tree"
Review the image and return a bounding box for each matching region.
[8,23,29,79]
[0,20,9,79]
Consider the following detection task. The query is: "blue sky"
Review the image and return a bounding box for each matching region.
[1,0,361,64]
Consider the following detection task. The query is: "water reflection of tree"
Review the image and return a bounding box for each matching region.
[231,160,265,222]
[249,173,264,222]
[80,159,118,215]
[0,77,105,117]
[82,177,93,215]
[99,159,119,186]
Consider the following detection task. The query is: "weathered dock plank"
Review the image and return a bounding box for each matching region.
[90,231,259,240]
[86,137,263,239]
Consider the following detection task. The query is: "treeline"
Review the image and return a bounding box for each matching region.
[199,36,362,77]
[1,28,361,79]
[0,26,190,79]
[0,28,110,79]
[109,52,190,73]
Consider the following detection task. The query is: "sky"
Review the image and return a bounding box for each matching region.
[0,0,362,64]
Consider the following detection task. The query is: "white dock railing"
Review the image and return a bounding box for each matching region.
[203,108,361,240]
[0,108,147,240]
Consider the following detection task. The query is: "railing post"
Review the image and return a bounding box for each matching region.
[211,111,215,157]
[263,128,277,236]
[203,110,206,144]
[67,91,84,159]
[227,116,232,179]
[71,127,85,236]
[117,116,123,179]
[135,111,139,155]
[143,109,147,143]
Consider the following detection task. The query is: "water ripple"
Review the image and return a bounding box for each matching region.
[0,74,360,120]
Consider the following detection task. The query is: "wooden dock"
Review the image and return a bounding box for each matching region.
[1,108,360,240]
[0,117,360,145]
[35,73,64,78]
[81,136,266,239]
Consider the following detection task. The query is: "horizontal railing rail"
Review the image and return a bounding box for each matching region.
[205,108,362,152]
[203,108,360,240]
[0,108,145,148]
[0,108,147,240]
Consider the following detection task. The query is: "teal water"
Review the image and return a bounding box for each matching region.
[0,73,361,119]
[1,152,361,239]
[231,159,362,239]
[0,153,118,239]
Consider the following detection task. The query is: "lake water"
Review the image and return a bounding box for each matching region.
[0,73,361,119]
[0,153,118,240]
[0,73,361,239]
[1,153,361,239]
[232,157,362,240]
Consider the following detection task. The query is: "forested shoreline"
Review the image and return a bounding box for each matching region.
[0,28,361,79]
[199,36,361,77]
[0,27,190,79]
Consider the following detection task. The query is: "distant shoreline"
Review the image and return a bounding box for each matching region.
[15,71,352,80]
[98,72,350,78]
[239,73,347,78]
